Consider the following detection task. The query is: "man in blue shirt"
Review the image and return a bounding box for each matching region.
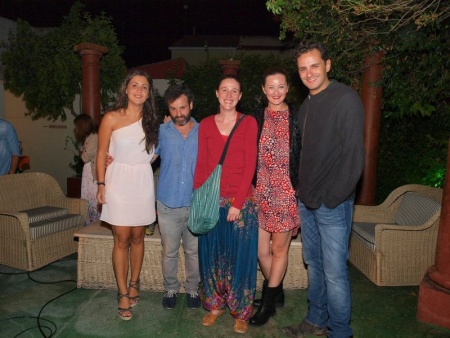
[153,84,200,310]
[0,118,21,176]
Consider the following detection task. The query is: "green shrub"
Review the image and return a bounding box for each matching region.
[377,110,449,202]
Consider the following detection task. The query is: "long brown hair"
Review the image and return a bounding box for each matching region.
[113,69,159,152]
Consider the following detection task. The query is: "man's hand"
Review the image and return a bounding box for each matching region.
[105,154,113,167]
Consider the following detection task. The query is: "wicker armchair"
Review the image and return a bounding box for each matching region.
[349,184,443,286]
[0,172,88,271]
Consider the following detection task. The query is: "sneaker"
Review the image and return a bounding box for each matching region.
[281,319,327,338]
[187,291,201,309]
[162,290,178,309]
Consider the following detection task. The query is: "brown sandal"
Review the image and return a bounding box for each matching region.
[234,319,248,334]
[117,293,132,321]
[202,309,225,326]
[129,279,140,308]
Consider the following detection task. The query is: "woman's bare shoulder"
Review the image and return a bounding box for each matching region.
[101,109,124,126]
[103,109,123,119]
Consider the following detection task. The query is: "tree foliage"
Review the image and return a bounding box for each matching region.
[377,109,449,199]
[265,0,449,198]
[266,0,450,118]
[1,2,126,121]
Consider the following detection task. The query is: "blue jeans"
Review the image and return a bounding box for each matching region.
[157,201,200,293]
[299,200,354,338]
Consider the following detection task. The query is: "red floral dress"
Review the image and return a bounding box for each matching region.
[254,109,300,235]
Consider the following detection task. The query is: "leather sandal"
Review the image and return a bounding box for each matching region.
[117,293,132,321]
[129,279,140,308]
[202,309,225,327]
[234,319,249,334]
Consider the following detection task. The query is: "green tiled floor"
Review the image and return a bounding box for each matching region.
[1,255,450,337]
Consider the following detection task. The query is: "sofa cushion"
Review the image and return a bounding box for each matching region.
[352,222,378,251]
[29,214,83,240]
[20,206,68,223]
[395,193,441,226]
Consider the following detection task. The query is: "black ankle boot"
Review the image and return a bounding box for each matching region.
[249,283,281,326]
[254,281,284,308]
[253,279,268,308]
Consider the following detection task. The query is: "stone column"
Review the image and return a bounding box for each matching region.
[417,139,450,329]
[219,59,241,76]
[74,43,108,124]
[357,51,385,205]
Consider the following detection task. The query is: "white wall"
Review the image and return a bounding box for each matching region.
[3,85,80,194]
[153,79,172,97]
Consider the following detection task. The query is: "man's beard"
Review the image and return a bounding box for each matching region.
[172,114,191,126]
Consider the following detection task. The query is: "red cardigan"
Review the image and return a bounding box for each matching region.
[193,113,257,210]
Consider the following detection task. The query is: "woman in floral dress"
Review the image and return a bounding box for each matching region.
[250,67,301,327]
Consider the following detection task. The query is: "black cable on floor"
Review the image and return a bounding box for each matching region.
[3,316,57,338]
[0,258,78,337]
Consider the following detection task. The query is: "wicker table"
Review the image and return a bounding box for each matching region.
[74,221,308,292]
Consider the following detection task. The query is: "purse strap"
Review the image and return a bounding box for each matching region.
[218,114,246,165]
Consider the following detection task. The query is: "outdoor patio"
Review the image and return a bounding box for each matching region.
[1,251,450,337]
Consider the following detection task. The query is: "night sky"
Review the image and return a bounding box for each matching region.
[2,0,281,67]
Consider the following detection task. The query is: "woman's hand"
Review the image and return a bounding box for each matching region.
[227,206,241,222]
[97,185,106,204]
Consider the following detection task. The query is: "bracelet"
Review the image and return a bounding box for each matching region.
[97,182,105,186]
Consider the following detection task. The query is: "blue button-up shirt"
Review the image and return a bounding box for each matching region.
[155,119,199,208]
[0,119,21,175]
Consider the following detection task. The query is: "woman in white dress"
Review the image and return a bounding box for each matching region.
[97,70,159,320]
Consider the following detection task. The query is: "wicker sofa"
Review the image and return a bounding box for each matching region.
[349,184,443,286]
[0,172,88,271]
[74,221,308,292]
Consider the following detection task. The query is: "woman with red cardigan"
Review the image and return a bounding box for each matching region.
[194,75,258,334]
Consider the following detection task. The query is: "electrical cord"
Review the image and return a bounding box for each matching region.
[0,257,78,337]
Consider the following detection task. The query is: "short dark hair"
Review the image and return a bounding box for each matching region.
[164,83,194,106]
[262,66,289,86]
[291,41,328,62]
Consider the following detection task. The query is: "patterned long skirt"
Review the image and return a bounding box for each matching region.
[198,197,258,320]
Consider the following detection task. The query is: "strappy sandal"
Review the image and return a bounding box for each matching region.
[117,293,132,321]
[129,279,140,308]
